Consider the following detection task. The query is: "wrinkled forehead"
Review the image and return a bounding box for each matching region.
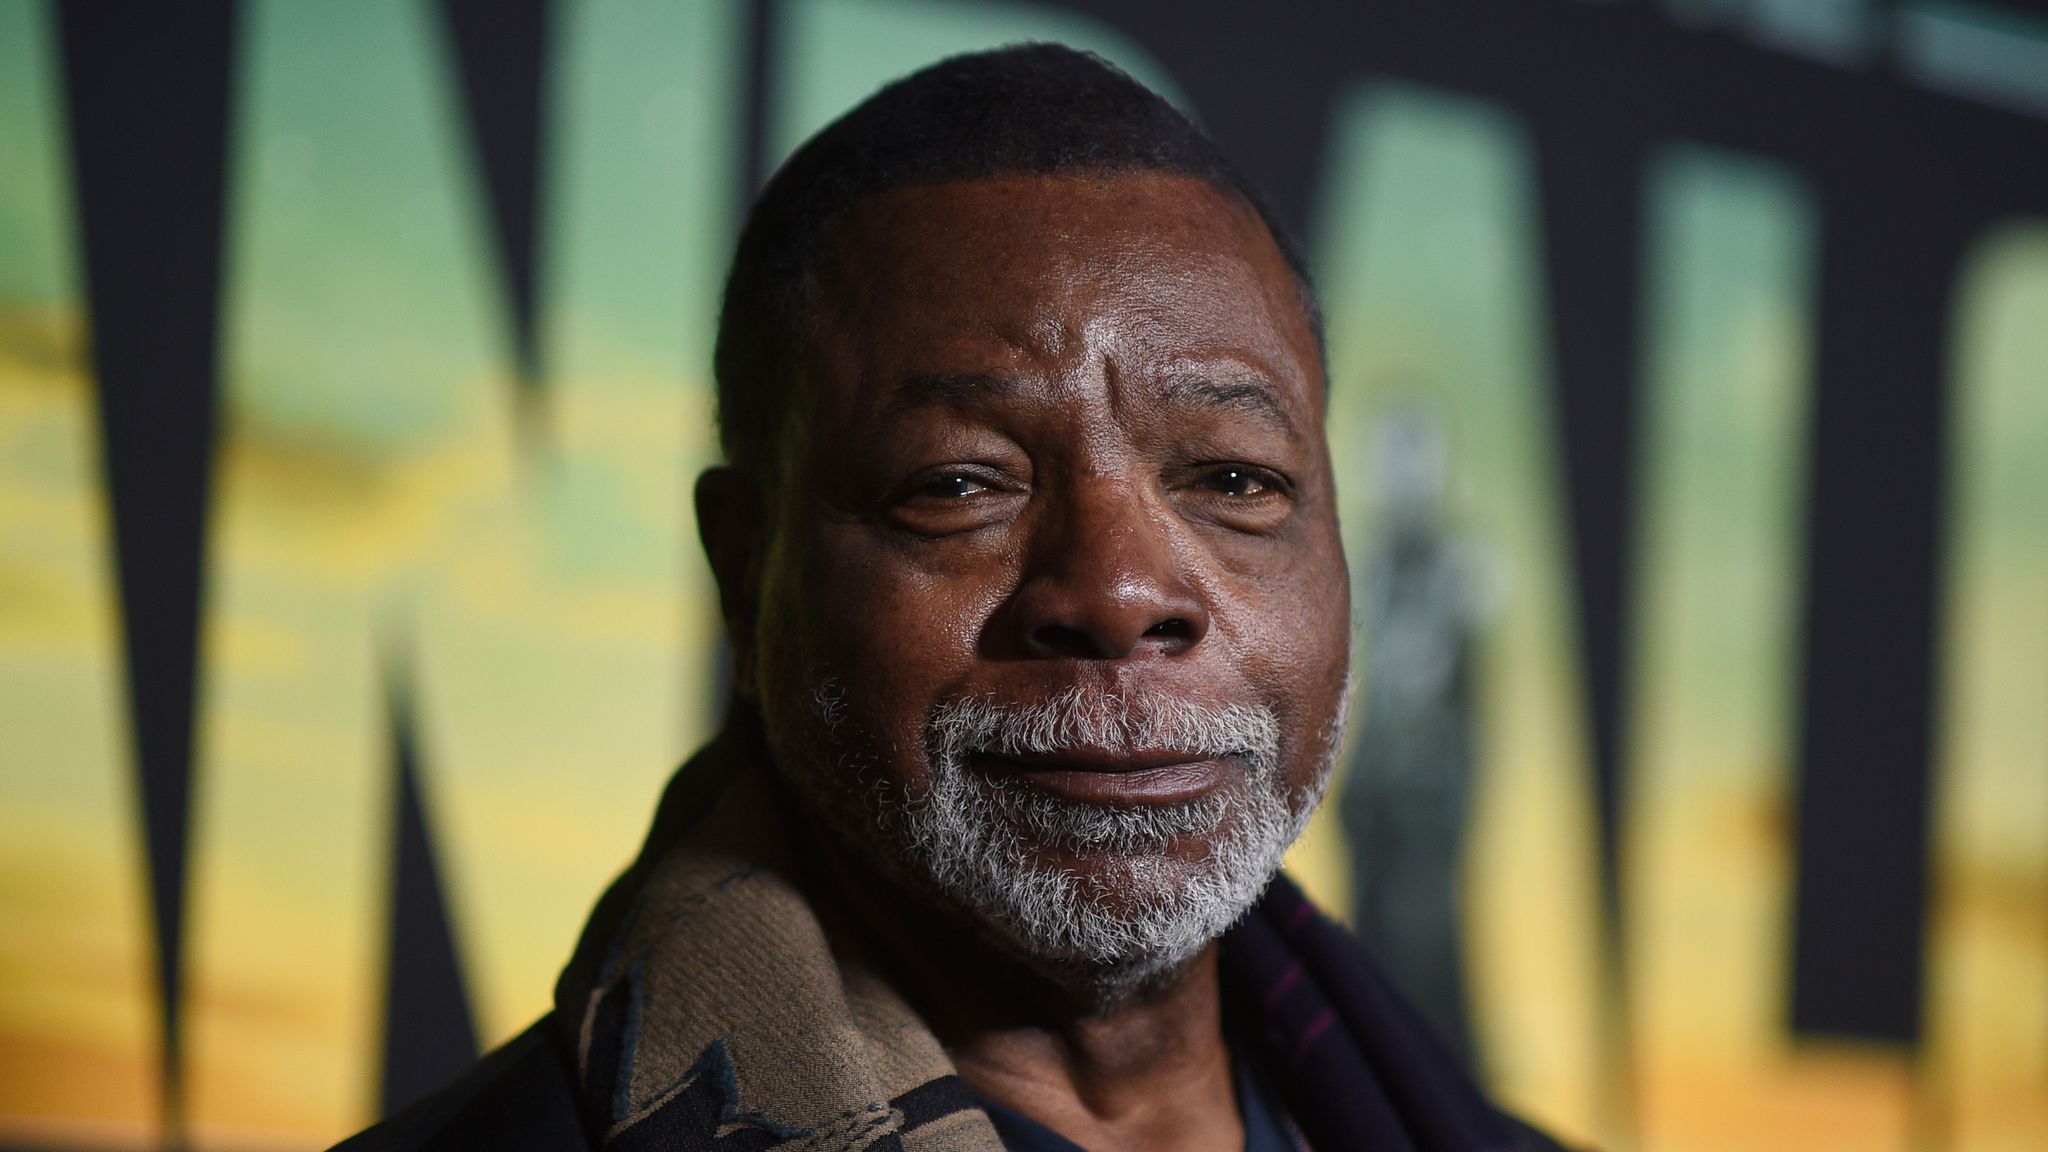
[797,171,1324,421]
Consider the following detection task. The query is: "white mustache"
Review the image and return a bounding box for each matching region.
[926,685,1281,768]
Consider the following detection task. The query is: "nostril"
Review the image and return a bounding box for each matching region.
[1142,617,1197,644]
[1029,623,1100,658]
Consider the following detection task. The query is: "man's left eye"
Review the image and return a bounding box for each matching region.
[924,473,991,498]
[1203,467,1270,497]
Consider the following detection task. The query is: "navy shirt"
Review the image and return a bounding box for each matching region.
[973,1050,1300,1152]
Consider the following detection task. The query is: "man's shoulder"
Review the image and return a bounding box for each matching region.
[329,1017,590,1151]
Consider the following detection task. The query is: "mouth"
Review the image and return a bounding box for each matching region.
[966,749,1235,806]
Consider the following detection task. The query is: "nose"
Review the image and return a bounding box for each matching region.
[1002,482,1210,660]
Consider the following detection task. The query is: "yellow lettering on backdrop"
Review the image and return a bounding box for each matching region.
[182,0,737,1144]
[0,1,160,1146]
[1311,84,1607,1147]
[1924,222,2048,1151]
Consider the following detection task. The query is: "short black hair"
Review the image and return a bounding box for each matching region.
[712,42,1323,479]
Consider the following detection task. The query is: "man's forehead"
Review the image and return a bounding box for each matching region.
[815,170,1280,285]
[802,171,1322,405]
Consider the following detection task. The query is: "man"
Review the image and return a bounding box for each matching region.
[340,44,1566,1152]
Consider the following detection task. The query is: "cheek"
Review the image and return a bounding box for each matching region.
[1210,517,1349,654]
[1291,557,1354,780]
[1282,533,1352,676]
[1210,533,1351,763]
[783,526,1015,755]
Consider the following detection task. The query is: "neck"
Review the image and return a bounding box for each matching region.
[785,786,1245,1152]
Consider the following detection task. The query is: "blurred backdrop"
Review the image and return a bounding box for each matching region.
[3,0,2046,1148]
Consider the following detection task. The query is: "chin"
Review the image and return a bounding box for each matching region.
[966,845,1248,1007]
[872,764,1307,1002]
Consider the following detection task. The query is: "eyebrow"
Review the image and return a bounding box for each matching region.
[1156,371,1298,437]
[883,372,1018,416]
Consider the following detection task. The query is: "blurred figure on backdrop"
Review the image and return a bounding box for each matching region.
[338,45,1563,1152]
[1341,411,1493,1060]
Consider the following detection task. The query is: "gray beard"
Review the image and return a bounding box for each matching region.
[778,679,1341,1000]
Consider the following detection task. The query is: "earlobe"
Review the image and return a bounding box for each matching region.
[694,466,763,695]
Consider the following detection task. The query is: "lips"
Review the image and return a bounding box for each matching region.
[966,749,1233,806]
[978,744,1216,772]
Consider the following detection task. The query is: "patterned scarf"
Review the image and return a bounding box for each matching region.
[553,732,1543,1152]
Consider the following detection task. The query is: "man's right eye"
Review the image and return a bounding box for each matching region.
[883,468,1022,536]
[883,465,1026,536]
[922,473,991,499]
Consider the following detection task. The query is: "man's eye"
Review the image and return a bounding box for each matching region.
[1204,467,1270,497]
[922,473,992,499]
[887,469,1018,537]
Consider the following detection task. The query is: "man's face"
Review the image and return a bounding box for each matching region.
[741,171,1350,989]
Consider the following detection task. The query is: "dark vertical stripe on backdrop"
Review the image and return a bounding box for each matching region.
[1531,100,1649,1145]
[1532,112,1648,959]
[438,0,553,438]
[379,663,482,1118]
[55,4,238,1142]
[740,0,781,198]
[1788,176,1970,1045]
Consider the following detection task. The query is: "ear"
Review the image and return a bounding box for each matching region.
[695,466,765,698]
